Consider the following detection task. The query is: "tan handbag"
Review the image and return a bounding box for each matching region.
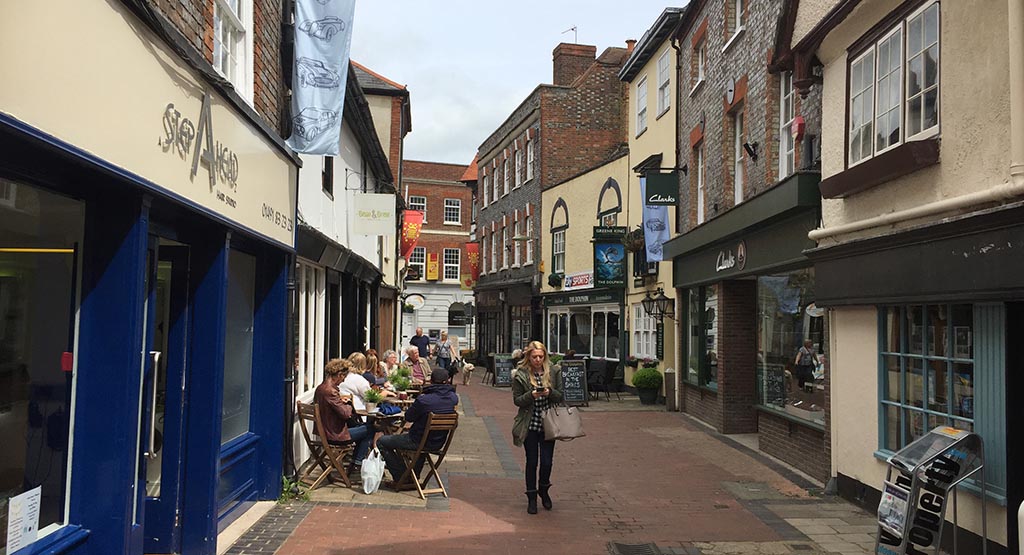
[542,405,585,441]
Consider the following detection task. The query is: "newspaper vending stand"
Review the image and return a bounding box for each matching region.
[875,426,987,555]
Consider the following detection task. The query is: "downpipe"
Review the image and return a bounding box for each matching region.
[809,0,1024,242]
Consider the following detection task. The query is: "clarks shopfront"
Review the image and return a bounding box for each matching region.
[0,3,297,555]
[663,173,829,481]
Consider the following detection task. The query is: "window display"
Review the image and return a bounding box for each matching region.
[755,269,824,423]
[685,285,718,389]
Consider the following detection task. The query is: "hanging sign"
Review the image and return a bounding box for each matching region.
[286,0,356,154]
[593,226,627,288]
[352,193,396,236]
[460,273,476,290]
[643,171,679,205]
[466,242,480,280]
[400,210,423,259]
[641,178,671,262]
[426,253,440,280]
[656,322,664,359]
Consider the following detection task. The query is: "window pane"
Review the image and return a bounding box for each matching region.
[924,5,939,46]
[909,15,922,55]
[923,88,938,129]
[908,95,922,136]
[592,312,605,358]
[906,409,927,443]
[548,314,558,349]
[687,290,701,383]
[882,306,902,352]
[951,304,973,359]
[607,311,620,359]
[953,362,974,418]
[222,250,256,444]
[907,306,924,354]
[558,314,569,354]
[908,55,923,97]
[926,305,948,357]
[0,182,83,546]
[569,311,591,355]
[927,359,949,412]
[884,405,902,451]
[884,355,902,402]
[906,357,924,409]
[704,285,719,389]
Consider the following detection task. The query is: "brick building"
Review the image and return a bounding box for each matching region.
[660,0,829,482]
[474,42,631,356]
[401,160,474,348]
[0,1,298,554]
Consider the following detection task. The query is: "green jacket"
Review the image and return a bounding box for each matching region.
[511,365,563,447]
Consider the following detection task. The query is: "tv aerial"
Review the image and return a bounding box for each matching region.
[562,26,578,43]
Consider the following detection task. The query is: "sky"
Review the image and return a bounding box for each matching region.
[349,1,684,166]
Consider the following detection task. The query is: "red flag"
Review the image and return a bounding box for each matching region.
[465,242,480,280]
[400,210,423,259]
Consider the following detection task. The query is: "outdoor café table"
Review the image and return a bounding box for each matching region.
[357,408,405,434]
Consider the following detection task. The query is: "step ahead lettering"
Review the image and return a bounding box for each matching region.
[877,454,962,555]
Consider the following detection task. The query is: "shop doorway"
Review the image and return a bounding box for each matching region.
[140,237,190,554]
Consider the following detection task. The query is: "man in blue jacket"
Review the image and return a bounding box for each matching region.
[379,368,458,486]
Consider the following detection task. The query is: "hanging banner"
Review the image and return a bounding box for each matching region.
[352,193,396,236]
[593,226,627,288]
[460,273,476,290]
[400,210,423,259]
[286,0,356,155]
[641,178,671,262]
[465,242,480,280]
[426,253,440,281]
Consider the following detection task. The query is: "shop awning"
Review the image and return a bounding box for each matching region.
[296,220,383,284]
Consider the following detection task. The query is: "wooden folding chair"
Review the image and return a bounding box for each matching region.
[296,401,328,487]
[393,412,459,499]
[302,402,355,490]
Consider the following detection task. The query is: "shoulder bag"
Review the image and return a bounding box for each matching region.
[542,404,585,441]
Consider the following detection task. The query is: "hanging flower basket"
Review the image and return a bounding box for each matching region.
[622,228,646,253]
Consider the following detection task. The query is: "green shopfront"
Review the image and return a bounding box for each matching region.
[663,172,829,481]
[543,289,624,365]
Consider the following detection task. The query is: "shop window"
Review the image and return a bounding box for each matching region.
[222,249,256,444]
[547,312,570,355]
[686,285,718,389]
[755,269,824,424]
[0,180,83,547]
[294,261,326,396]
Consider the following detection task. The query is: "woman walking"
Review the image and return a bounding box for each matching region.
[512,341,563,514]
[436,331,453,374]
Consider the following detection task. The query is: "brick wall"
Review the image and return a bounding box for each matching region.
[552,43,597,86]
[402,161,473,283]
[389,97,405,181]
[683,383,724,431]
[757,411,829,482]
[146,0,286,134]
[719,279,757,434]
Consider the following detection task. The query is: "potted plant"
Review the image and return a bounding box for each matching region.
[640,357,660,369]
[391,375,410,393]
[625,356,639,368]
[364,389,383,412]
[631,367,663,405]
[549,354,563,365]
[622,227,646,253]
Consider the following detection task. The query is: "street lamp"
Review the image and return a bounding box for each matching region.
[641,287,674,320]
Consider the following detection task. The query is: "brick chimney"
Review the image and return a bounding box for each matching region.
[552,42,596,86]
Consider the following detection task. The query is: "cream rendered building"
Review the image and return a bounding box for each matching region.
[790,1,1019,551]
[618,8,684,400]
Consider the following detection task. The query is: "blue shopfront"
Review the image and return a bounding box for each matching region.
[0,2,298,554]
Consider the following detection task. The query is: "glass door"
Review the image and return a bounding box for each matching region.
[142,239,190,554]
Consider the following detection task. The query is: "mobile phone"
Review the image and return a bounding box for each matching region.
[534,386,546,392]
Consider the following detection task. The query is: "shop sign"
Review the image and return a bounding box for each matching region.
[593,226,627,288]
[563,271,594,291]
[544,290,622,307]
[656,322,664,359]
[715,240,747,273]
[644,171,679,205]
[426,253,440,280]
[161,92,240,191]
[352,193,396,236]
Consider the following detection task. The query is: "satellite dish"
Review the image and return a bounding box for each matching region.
[726,78,736,105]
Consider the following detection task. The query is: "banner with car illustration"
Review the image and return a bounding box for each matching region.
[640,178,670,262]
[286,0,356,155]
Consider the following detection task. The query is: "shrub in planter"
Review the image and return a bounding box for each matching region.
[364,389,383,412]
[549,354,563,365]
[391,376,411,392]
[631,367,663,405]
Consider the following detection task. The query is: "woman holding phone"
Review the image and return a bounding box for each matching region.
[511,341,563,514]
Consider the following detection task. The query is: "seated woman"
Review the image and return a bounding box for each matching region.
[314,358,372,471]
[402,345,431,385]
[381,349,400,375]
[362,351,396,398]
[339,352,373,410]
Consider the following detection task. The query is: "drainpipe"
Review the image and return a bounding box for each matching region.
[809,0,1024,242]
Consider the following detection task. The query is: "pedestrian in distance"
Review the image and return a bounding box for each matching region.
[436,331,453,373]
[410,327,430,358]
[794,339,819,392]
[512,340,563,514]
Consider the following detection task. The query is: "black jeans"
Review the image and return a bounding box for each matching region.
[523,429,555,491]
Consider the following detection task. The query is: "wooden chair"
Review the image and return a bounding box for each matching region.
[298,401,355,490]
[296,401,328,487]
[393,412,459,499]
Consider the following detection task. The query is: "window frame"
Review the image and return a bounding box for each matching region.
[482,174,489,207]
[321,157,334,197]
[492,164,499,201]
[551,228,566,274]
[695,142,705,224]
[847,0,940,168]
[636,77,648,135]
[733,108,745,206]
[657,50,671,116]
[408,195,427,222]
[442,248,461,281]
[513,212,522,267]
[480,232,487,274]
[490,231,497,273]
[632,304,658,359]
[779,71,797,178]
[526,139,535,181]
[515,148,523,188]
[503,157,510,196]
[524,212,534,264]
[213,0,253,101]
[443,198,461,225]
[501,226,509,269]
[408,246,426,280]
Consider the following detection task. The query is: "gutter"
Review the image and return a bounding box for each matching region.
[809,0,1024,242]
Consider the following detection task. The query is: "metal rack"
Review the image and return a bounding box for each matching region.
[875,426,988,555]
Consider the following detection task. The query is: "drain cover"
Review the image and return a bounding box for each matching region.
[607,543,663,555]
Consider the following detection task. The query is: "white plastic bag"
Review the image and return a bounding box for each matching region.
[361,447,385,494]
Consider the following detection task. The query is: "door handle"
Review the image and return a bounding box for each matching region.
[145,350,161,460]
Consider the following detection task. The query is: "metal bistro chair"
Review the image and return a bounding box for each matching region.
[393,412,459,499]
[587,359,622,401]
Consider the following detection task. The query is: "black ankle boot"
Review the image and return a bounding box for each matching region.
[538,484,552,510]
[525,491,538,514]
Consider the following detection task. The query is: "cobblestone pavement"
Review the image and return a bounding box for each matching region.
[223,381,878,555]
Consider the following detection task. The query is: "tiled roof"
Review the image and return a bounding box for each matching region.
[351,60,406,92]
[404,160,470,183]
[460,156,478,182]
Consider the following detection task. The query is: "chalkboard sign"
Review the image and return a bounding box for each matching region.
[559,360,588,406]
[493,354,514,387]
[764,364,785,407]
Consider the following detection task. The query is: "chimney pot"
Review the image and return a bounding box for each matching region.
[626,39,637,52]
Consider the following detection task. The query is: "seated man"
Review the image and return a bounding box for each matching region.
[314,359,373,471]
[378,368,458,485]
[402,345,432,385]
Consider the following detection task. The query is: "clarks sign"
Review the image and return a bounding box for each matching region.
[644,171,678,206]
[715,241,747,273]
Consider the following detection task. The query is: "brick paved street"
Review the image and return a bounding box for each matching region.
[223,382,878,555]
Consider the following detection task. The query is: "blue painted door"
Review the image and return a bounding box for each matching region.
[143,241,191,553]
